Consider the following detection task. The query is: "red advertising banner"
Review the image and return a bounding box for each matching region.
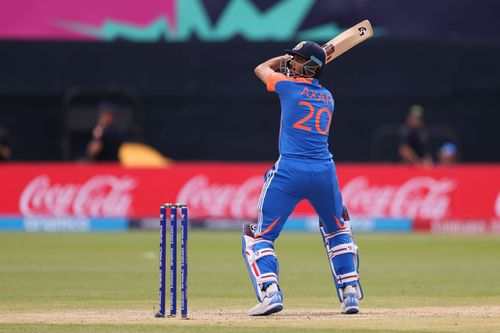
[0,163,499,224]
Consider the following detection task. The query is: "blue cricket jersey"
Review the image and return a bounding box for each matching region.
[267,73,334,160]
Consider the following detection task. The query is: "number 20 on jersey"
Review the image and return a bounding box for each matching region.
[293,101,332,135]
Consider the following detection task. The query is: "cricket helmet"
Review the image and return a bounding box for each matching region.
[285,41,326,66]
[282,41,326,78]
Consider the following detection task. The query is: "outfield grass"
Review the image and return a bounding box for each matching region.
[1,231,499,332]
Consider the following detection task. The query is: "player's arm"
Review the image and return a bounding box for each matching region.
[422,153,433,166]
[254,56,288,85]
[398,144,421,164]
[0,144,11,160]
[399,143,434,166]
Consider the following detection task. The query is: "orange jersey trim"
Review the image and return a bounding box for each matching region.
[335,216,346,230]
[266,72,313,92]
[255,216,281,238]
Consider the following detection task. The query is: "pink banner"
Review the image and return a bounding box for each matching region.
[0,0,175,40]
[0,163,499,224]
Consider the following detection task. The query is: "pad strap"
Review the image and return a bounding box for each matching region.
[322,229,351,241]
[256,272,278,285]
[336,271,359,285]
[328,242,357,260]
[254,238,273,245]
[254,248,276,261]
[245,248,276,265]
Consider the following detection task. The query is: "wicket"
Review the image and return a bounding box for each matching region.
[155,203,188,319]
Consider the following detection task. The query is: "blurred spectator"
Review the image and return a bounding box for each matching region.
[438,142,458,165]
[86,102,125,162]
[398,105,433,166]
[0,126,12,161]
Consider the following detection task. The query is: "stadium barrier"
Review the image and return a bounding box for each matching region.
[0,163,498,233]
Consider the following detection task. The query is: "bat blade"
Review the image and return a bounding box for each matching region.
[322,20,373,63]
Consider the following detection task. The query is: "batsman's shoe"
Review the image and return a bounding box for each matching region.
[340,285,359,314]
[248,284,283,316]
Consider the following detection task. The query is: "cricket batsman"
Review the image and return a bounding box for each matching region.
[242,41,363,316]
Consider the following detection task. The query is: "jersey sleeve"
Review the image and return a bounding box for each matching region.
[266,73,289,93]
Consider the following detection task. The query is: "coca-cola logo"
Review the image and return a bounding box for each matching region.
[342,176,456,219]
[177,175,262,219]
[19,175,137,217]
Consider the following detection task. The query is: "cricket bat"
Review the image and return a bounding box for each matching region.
[322,20,373,63]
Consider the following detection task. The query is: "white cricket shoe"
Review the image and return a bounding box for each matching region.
[248,284,283,316]
[340,285,359,314]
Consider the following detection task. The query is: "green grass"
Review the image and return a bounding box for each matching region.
[1,231,500,332]
[0,324,439,333]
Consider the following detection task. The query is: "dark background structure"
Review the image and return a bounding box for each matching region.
[0,40,498,162]
[0,0,499,162]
